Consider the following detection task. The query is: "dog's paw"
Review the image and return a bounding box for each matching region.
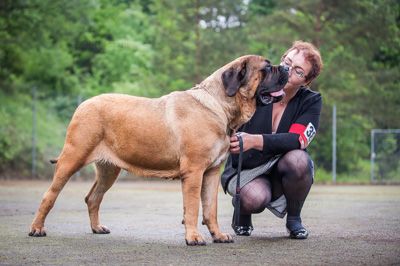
[29,225,47,237]
[212,232,234,243]
[91,224,110,234]
[185,232,206,246]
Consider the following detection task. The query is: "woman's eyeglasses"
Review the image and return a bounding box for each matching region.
[280,58,306,79]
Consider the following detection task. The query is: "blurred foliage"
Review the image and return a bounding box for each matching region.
[0,0,399,179]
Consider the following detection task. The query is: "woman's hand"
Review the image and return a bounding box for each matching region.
[229,132,264,154]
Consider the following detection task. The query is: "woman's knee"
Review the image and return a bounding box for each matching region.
[240,177,271,214]
[278,150,313,183]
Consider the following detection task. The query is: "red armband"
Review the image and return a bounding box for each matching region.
[289,123,317,149]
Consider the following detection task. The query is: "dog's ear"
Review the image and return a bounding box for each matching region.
[222,61,247,97]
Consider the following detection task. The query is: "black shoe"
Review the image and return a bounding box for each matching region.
[286,215,309,239]
[287,227,309,239]
[232,225,254,236]
[231,210,253,236]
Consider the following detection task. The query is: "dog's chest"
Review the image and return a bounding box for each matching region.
[210,139,230,168]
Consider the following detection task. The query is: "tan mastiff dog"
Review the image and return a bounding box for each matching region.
[29,55,288,245]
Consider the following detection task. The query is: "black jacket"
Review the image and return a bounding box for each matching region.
[221,86,322,191]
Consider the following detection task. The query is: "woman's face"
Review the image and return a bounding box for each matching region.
[281,50,312,90]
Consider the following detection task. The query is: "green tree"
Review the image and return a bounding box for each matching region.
[243,0,399,174]
[0,0,155,176]
[0,0,398,179]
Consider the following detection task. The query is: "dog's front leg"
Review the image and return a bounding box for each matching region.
[201,166,234,243]
[181,171,206,246]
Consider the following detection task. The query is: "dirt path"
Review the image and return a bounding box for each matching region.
[0,180,399,265]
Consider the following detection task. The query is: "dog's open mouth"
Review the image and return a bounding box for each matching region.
[257,88,285,105]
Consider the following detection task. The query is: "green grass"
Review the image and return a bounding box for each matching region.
[314,160,371,184]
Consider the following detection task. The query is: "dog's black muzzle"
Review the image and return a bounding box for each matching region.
[256,65,289,105]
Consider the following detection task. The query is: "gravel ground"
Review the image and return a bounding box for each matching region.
[0,180,399,265]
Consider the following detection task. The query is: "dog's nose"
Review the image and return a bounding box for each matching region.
[279,65,289,73]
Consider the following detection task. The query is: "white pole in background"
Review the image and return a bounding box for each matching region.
[32,86,37,178]
[370,129,375,182]
[332,104,337,184]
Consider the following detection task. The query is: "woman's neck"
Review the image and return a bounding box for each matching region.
[281,86,300,105]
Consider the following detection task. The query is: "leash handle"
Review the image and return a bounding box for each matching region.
[236,135,244,194]
[234,134,244,227]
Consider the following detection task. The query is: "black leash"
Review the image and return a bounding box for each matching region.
[233,134,244,227]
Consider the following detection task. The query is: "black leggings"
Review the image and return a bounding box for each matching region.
[238,149,313,218]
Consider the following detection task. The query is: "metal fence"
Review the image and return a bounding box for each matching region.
[370,129,400,183]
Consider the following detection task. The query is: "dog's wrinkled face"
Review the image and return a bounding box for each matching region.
[256,63,288,105]
[221,55,288,105]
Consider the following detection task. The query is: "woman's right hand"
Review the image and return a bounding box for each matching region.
[229,132,263,154]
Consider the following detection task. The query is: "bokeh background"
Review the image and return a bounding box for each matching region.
[0,0,399,182]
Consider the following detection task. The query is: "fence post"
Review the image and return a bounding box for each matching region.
[332,104,336,184]
[32,86,37,178]
[370,129,375,182]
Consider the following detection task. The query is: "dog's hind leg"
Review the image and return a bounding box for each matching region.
[201,166,233,243]
[29,145,87,237]
[85,162,121,234]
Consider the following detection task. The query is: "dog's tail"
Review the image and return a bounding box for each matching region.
[49,159,58,164]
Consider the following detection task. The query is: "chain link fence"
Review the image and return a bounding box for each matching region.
[370,129,400,183]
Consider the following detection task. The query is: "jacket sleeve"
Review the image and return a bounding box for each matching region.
[262,93,322,156]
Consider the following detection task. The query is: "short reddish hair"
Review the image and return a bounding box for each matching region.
[281,41,323,85]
